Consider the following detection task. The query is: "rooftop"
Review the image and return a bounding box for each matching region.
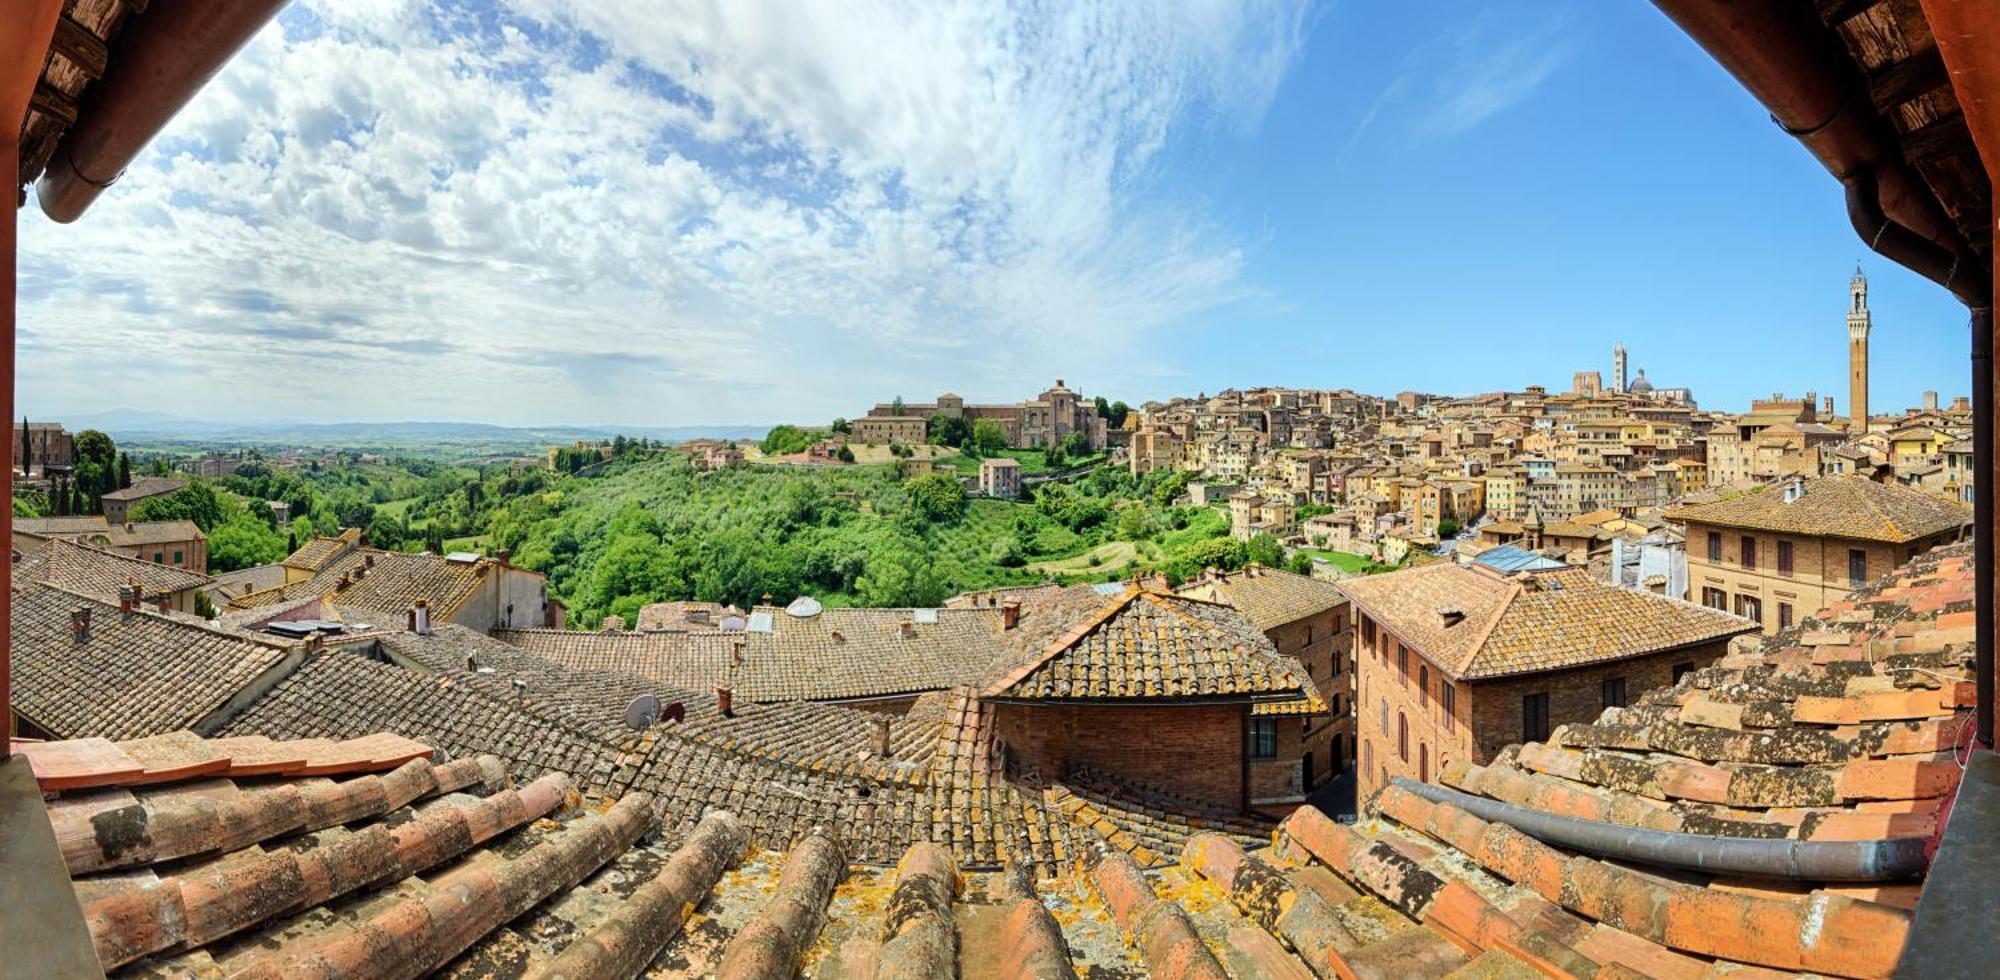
[1338,563,1758,681]
[14,537,212,601]
[1178,564,1348,633]
[1665,476,1970,543]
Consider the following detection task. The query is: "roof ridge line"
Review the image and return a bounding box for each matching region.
[28,580,294,650]
[978,591,1138,698]
[1458,578,1523,676]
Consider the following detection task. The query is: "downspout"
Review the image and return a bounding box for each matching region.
[35,0,288,223]
[1976,304,1994,747]
[1392,777,1930,881]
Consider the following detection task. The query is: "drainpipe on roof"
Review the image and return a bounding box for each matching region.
[1976,305,1994,748]
[35,1,288,223]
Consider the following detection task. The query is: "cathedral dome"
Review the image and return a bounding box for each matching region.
[1629,370,1654,394]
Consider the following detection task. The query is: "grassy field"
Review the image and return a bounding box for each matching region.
[1301,549,1373,573]
[377,496,420,520]
[1027,539,1162,575]
[941,448,1106,477]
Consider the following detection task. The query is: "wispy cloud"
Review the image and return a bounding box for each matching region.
[1337,8,1572,162]
[19,0,1312,425]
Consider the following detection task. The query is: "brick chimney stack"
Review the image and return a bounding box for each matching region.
[717,687,734,717]
[1001,599,1021,631]
[70,607,90,643]
[873,717,893,757]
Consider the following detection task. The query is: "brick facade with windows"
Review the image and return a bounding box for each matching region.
[1341,561,1754,804]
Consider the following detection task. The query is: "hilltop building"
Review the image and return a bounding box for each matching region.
[99,475,185,523]
[852,380,1108,450]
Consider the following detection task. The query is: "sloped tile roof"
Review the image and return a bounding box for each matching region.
[15,537,212,601]
[10,582,293,740]
[980,588,1318,704]
[1182,564,1348,632]
[231,547,498,620]
[494,603,1003,703]
[98,476,185,502]
[1338,563,1757,680]
[1664,476,1970,543]
[1297,542,1978,979]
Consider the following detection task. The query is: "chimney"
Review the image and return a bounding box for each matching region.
[406,606,418,632]
[70,607,90,643]
[118,584,136,615]
[153,595,169,613]
[495,548,512,567]
[717,687,734,717]
[512,677,528,702]
[600,614,625,631]
[364,553,375,569]
[465,655,478,671]
[872,716,893,757]
[1001,599,1022,631]
[899,621,915,639]
[414,599,432,636]
[305,633,324,654]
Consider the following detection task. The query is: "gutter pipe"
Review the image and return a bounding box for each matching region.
[1390,777,1931,881]
[35,0,288,223]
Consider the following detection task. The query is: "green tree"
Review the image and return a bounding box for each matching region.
[970,419,1008,456]
[1245,532,1285,568]
[1107,400,1130,428]
[1437,518,1461,539]
[831,417,852,434]
[74,429,116,503]
[890,396,906,416]
[1185,537,1248,572]
[857,540,947,607]
[904,473,967,523]
[194,591,218,619]
[1060,431,1091,458]
[926,413,971,448]
[836,444,856,463]
[18,417,28,474]
[208,511,288,572]
[130,482,226,532]
[118,452,132,490]
[1041,443,1065,468]
[760,425,815,456]
[1286,552,1315,576]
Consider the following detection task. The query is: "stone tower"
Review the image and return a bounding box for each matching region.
[1612,343,1628,394]
[1847,264,1871,431]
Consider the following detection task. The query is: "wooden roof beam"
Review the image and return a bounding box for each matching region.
[1818,0,1882,27]
[28,81,76,128]
[50,15,109,81]
[1869,47,1949,113]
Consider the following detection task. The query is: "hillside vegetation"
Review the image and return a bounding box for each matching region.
[479,453,1285,627]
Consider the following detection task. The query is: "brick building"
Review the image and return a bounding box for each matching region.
[99,475,185,523]
[854,380,1109,451]
[1666,475,1969,633]
[1179,565,1356,799]
[977,586,1321,813]
[1339,561,1755,802]
[14,514,208,573]
[978,455,1022,499]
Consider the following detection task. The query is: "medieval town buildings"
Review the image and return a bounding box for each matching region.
[851,380,1110,451]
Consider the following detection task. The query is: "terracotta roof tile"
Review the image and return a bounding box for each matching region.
[1338,563,1757,680]
[1664,476,1969,543]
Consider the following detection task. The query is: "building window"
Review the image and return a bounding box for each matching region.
[1777,539,1793,577]
[1740,535,1756,571]
[1419,665,1429,704]
[1398,712,1409,762]
[1849,549,1868,587]
[1250,718,1278,759]
[1735,594,1762,624]
[1364,740,1373,774]
[172,550,183,565]
[1380,698,1389,734]
[1603,676,1627,709]
[153,552,164,564]
[1398,644,1408,681]
[1779,602,1794,630]
[1522,693,1551,743]
[1362,618,1376,653]
[1672,662,1696,684]
[1707,531,1722,562]
[1419,743,1430,782]
[1440,682,1455,731]
[1701,587,1727,610]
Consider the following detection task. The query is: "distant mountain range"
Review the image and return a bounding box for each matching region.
[53,410,771,452]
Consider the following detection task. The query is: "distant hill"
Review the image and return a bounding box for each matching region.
[56,411,771,452]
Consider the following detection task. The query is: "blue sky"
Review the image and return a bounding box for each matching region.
[16,0,1973,426]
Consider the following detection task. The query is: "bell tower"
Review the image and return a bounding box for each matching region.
[1847,264,1870,431]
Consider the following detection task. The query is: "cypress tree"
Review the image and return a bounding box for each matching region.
[118,452,132,489]
[19,416,28,474]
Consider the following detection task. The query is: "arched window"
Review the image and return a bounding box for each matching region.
[1420,743,1430,782]
[1398,712,1409,762]
[1419,665,1429,704]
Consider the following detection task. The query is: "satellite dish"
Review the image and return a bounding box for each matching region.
[624,694,662,730]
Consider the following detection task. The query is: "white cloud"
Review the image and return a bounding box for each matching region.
[1337,9,1571,162]
[18,0,1308,426]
